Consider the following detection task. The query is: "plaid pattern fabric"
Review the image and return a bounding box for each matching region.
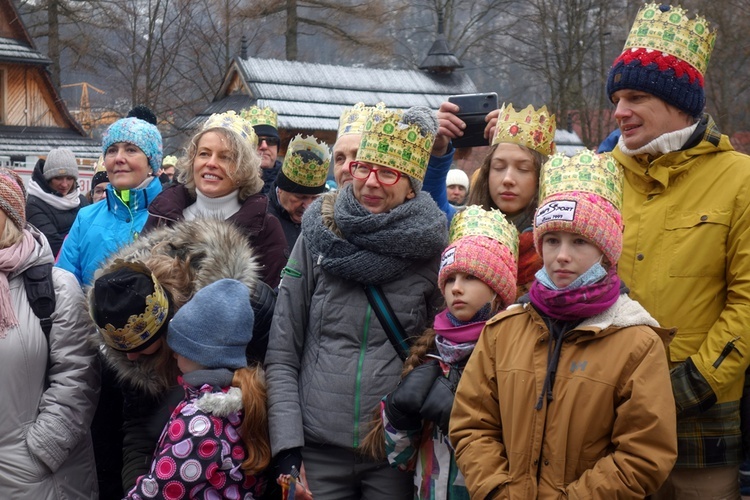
[675,400,742,468]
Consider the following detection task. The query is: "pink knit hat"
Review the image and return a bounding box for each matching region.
[533,150,623,265]
[438,206,518,308]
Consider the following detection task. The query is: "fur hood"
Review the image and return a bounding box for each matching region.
[90,218,259,396]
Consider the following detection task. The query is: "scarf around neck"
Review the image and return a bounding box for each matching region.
[27,179,81,211]
[302,185,448,285]
[529,267,621,321]
[0,231,37,337]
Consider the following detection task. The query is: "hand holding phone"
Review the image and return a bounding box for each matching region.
[447,92,499,148]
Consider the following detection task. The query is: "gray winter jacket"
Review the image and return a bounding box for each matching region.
[266,236,442,455]
[0,226,99,499]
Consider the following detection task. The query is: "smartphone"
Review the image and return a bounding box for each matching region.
[448,92,499,148]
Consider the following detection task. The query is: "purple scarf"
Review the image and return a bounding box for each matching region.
[528,268,621,321]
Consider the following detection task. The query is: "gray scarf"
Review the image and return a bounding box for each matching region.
[302,185,448,284]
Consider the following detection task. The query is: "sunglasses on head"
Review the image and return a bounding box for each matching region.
[258,136,280,147]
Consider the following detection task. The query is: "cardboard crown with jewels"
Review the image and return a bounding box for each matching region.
[202,111,258,147]
[338,102,387,137]
[539,150,623,212]
[624,3,715,76]
[492,103,556,157]
[356,107,434,181]
[449,205,519,259]
[280,134,331,189]
[240,106,278,128]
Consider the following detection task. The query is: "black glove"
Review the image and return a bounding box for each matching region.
[384,360,441,430]
[420,365,461,435]
[275,447,302,476]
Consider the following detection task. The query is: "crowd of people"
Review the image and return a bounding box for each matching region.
[2,3,750,499]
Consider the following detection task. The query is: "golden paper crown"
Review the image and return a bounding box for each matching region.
[94,155,105,172]
[93,261,170,352]
[202,111,258,147]
[356,108,434,181]
[539,149,623,211]
[281,134,331,188]
[492,103,556,156]
[338,102,387,137]
[162,155,178,167]
[240,105,278,128]
[624,3,716,75]
[449,205,519,260]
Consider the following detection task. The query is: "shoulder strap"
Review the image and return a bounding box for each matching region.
[23,263,56,339]
[363,284,410,361]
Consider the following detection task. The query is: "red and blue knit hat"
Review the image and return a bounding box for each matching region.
[606,3,716,118]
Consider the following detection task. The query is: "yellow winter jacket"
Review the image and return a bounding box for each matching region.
[613,119,750,403]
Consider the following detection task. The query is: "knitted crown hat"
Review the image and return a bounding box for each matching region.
[0,168,26,229]
[167,278,254,370]
[277,134,330,194]
[446,168,469,190]
[44,148,78,181]
[90,261,171,353]
[439,206,519,308]
[102,117,163,174]
[606,3,716,118]
[533,150,624,265]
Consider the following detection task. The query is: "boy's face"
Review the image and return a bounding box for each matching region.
[542,231,604,288]
[443,271,496,322]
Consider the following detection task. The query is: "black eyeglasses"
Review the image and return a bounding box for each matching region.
[348,161,402,186]
[258,136,280,147]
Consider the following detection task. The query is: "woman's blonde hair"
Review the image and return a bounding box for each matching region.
[0,220,24,248]
[232,365,271,476]
[467,143,547,212]
[176,127,263,201]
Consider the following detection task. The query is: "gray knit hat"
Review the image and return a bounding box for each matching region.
[44,148,78,181]
[167,279,254,370]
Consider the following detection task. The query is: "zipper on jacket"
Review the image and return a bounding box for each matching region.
[713,336,742,369]
[352,305,372,448]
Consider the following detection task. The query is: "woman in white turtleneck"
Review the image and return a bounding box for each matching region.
[142,112,287,288]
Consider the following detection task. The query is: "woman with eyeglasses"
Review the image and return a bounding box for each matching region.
[142,111,287,288]
[265,106,448,499]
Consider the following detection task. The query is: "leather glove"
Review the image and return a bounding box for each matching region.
[384,359,441,430]
[420,365,461,435]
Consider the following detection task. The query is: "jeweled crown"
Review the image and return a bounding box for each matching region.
[356,108,434,181]
[539,150,623,211]
[202,111,258,147]
[449,205,519,259]
[281,134,331,188]
[240,105,278,128]
[492,103,556,157]
[624,3,715,75]
[338,102,387,137]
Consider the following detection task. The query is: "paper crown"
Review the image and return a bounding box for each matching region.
[623,3,715,76]
[92,261,170,352]
[539,149,623,211]
[338,102,387,137]
[202,111,258,147]
[162,155,178,167]
[492,103,556,157]
[241,105,278,128]
[356,108,434,181]
[281,134,331,188]
[449,205,519,259]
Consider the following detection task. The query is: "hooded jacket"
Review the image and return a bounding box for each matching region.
[56,177,162,286]
[143,183,286,288]
[450,295,678,500]
[0,226,99,499]
[613,116,750,405]
[90,218,271,490]
[25,159,89,257]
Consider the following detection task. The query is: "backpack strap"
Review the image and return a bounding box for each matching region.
[23,263,56,339]
[363,284,410,361]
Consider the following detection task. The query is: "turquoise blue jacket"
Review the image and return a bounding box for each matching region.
[56,178,162,286]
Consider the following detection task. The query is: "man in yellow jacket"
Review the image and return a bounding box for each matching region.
[606,4,750,499]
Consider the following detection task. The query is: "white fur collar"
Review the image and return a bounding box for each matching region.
[195,386,243,417]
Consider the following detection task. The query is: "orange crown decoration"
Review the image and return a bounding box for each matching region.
[492,103,556,157]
